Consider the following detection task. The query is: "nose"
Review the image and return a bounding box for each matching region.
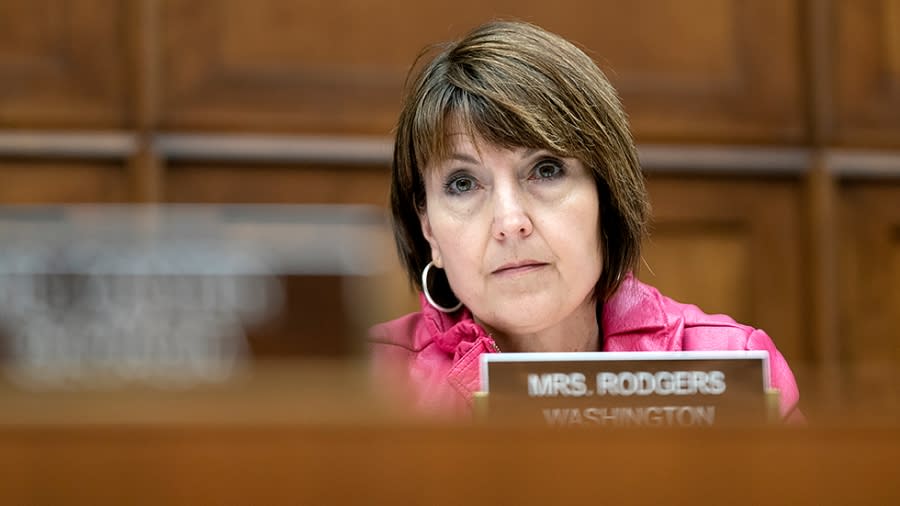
[491,185,533,240]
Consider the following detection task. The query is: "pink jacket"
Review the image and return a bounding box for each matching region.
[369,274,801,420]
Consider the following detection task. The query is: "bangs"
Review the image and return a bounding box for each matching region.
[409,78,571,174]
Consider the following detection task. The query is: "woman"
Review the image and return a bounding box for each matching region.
[369,20,800,421]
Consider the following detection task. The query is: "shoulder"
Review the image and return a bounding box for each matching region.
[604,275,800,418]
[366,297,480,415]
[366,309,432,395]
[368,311,430,359]
[366,294,461,355]
[603,275,759,351]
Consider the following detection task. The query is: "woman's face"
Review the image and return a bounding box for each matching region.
[419,131,603,336]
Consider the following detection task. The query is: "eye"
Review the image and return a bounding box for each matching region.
[531,159,564,180]
[443,174,478,195]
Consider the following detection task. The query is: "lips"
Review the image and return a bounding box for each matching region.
[491,260,549,275]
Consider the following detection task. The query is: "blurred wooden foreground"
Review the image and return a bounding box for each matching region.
[0,360,897,505]
[1,424,898,505]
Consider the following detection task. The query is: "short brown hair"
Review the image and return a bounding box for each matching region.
[390,20,649,303]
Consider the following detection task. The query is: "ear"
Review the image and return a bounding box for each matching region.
[419,210,443,268]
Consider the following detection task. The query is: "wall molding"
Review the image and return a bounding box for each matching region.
[1,131,898,178]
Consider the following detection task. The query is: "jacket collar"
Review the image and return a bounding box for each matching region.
[418,295,496,405]
[422,274,674,403]
[601,274,675,350]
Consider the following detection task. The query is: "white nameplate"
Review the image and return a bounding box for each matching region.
[479,351,773,426]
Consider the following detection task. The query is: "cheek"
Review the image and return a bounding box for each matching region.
[557,194,603,269]
[427,214,480,270]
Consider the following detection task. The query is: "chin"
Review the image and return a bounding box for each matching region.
[483,305,558,335]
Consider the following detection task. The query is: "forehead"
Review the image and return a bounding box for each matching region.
[443,129,488,155]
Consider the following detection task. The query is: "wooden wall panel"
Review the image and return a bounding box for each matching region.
[0,0,128,128]
[839,181,900,413]
[638,176,806,363]
[164,164,390,205]
[641,225,752,324]
[834,0,900,147]
[0,162,128,203]
[841,182,900,365]
[159,0,804,143]
[160,0,412,135]
[594,0,804,144]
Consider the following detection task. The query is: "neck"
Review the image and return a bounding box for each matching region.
[477,298,600,353]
